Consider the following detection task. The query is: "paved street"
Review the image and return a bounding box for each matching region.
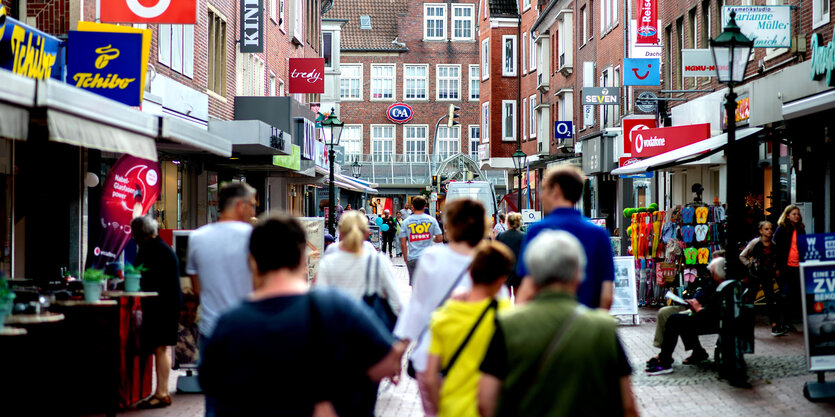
[103,255,835,417]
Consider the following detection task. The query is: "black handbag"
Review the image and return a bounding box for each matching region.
[363,254,398,332]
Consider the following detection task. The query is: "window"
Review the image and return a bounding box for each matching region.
[522,32,527,74]
[158,25,194,77]
[424,4,447,40]
[371,64,395,100]
[482,102,490,143]
[436,65,460,100]
[341,125,363,162]
[676,18,684,89]
[664,25,672,89]
[614,67,620,124]
[600,0,618,33]
[360,15,372,29]
[502,35,517,76]
[404,126,428,161]
[371,125,395,162]
[323,32,334,69]
[469,125,480,159]
[404,65,428,100]
[208,10,227,95]
[340,64,362,99]
[436,126,460,160]
[502,100,516,142]
[701,0,711,48]
[529,32,536,71]
[270,0,277,22]
[524,0,531,11]
[815,0,830,29]
[279,0,285,30]
[293,0,303,42]
[529,95,536,138]
[581,6,587,45]
[278,78,285,96]
[522,98,526,139]
[469,65,480,100]
[269,72,276,95]
[481,38,490,80]
[452,5,474,40]
[589,0,594,37]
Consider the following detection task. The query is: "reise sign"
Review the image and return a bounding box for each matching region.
[636,0,658,44]
[289,58,325,94]
[630,123,710,158]
[101,0,197,24]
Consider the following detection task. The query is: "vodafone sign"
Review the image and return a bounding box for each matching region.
[101,0,197,24]
[630,123,710,158]
[622,117,657,154]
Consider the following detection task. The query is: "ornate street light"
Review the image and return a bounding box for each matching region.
[351,160,362,178]
[321,109,344,236]
[512,148,527,212]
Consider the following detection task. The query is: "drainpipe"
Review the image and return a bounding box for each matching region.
[518,14,523,209]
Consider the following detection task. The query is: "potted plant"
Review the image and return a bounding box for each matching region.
[0,276,15,327]
[82,269,108,302]
[123,263,146,293]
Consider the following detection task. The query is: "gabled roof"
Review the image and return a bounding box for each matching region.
[490,0,520,17]
[323,0,408,52]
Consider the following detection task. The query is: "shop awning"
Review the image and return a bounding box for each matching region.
[611,127,763,176]
[339,174,379,194]
[324,173,379,194]
[782,89,835,120]
[0,70,35,141]
[158,117,232,157]
[36,78,159,161]
[208,119,291,156]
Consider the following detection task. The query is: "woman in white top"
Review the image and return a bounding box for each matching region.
[393,198,488,417]
[315,211,402,315]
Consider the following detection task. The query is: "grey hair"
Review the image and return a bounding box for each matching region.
[708,257,725,279]
[131,215,159,241]
[524,230,587,287]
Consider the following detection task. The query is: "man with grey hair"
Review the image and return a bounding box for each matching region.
[646,257,728,376]
[478,230,637,417]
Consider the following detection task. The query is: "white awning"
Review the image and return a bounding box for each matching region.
[324,173,379,194]
[782,89,835,120]
[339,174,379,193]
[0,70,35,141]
[612,127,763,176]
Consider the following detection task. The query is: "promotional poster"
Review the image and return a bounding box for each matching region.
[800,261,835,372]
[90,155,162,269]
[611,256,639,316]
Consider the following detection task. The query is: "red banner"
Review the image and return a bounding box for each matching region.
[630,123,710,158]
[622,117,657,154]
[289,58,325,94]
[101,0,197,24]
[90,155,162,269]
[636,0,658,44]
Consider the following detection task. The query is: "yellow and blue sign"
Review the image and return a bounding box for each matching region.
[68,30,143,106]
[623,58,660,86]
[0,6,61,80]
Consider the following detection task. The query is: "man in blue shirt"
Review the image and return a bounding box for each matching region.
[516,166,614,309]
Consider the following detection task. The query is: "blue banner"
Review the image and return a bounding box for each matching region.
[798,233,835,263]
[67,31,143,106]
[623,58,660,86]
[0,7,62,80]
[800,261,835,371]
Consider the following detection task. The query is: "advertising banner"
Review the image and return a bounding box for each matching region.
[240,0,264,53]
[90,155,162,269]
[798,233,835,263]
[623,58,661,86]
[0,6,61,80]
[298,217,325,282]
[630,20,663,60]
[583,105,595,125]
[682,49,716,77]
[289,58,325,94]
[611,256,639,316]
[521,209,541,224]
[635,0,659,44]
[800,261,835,372]
[101,0,198,24]
[67,31,144,106]
[618,157,654,178]
[630,123,710,158]
[582,87,621,105]
[622,117,657,153]
[722,6,791,48]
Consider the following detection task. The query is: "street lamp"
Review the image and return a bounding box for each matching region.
[321,108,344,236]
[351,160,362,178]
[710,11,753,280]
[512,148,527,212]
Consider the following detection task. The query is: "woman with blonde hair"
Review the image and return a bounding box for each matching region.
[496,212,525,290]
[773,204,806,321]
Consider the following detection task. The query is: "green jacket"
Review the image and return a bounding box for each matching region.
[496,290,624,417]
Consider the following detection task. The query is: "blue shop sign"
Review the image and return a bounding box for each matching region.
[67,30,143,106]
[554,121,573,139]
[798,233,835,263]
[0,6,61,80]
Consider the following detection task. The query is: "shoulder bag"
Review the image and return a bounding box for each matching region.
[363,254,398,332]
[440,299,498,377]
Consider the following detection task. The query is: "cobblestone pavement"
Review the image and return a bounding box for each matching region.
[102,254,835,417]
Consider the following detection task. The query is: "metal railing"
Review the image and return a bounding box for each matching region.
[339,153,507,187]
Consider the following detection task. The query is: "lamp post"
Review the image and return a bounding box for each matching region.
[512,149,527,212]
[710,11,753,281]
[351,160,362,178]
[321,109,344,236]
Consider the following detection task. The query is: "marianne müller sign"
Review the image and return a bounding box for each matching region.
[240,0,264,53]
[722,6,791,48]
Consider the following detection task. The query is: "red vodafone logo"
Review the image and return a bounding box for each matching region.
[622,117,656,153]
[101,0,197,24]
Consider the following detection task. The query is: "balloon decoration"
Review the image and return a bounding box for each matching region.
[375,217,383,226]
[381,224,390,232]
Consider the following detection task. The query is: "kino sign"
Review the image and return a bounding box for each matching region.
[582,87,621,105]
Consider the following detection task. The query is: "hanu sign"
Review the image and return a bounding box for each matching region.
[386,103,414,124]
[288,58,325,94]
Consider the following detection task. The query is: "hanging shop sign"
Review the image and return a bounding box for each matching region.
[288,58,325,94]
[622,117,657,153]
[582,87,621,105]
[682,49,716,77]
[296,118,317,160]
[810,33,835,86]
[721,95,750,129]
[635,0,659,44]
[583,105,595,125]
[630,123,710,158]
[630,20,663,60]
[722,6,791,48]
[634,91,658,114]
[478,143,489,161]
[618,157,654,178]
[799,260,835,372]
[0,7,61,80]
[623,58,661,86]
[240,0,264,53]
[67,31,144,106]
[386,103,414,124]
[798,233,835,263]
[314,140,328,169]
[77,22,152,105]
[90,155,162,269]
[554,121,574,139]
[274,144,301,170]
[101,0,198,24]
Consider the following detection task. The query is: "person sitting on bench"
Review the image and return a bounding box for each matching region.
[646,257,727,375]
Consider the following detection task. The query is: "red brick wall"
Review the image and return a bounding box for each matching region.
[27,0,70,35]
[520,0,538,149]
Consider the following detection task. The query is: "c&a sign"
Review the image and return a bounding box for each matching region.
[289,58,325,94]
[68,31,143,106]
[101,0,197,24]
[0,6,61,80]
[630,123,710,158]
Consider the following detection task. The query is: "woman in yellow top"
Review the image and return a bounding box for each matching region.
[424,241,515,417]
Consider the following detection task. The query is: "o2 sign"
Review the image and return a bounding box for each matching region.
[386,103,414,124]
[101,0,197,24]
[554,121,573,139]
